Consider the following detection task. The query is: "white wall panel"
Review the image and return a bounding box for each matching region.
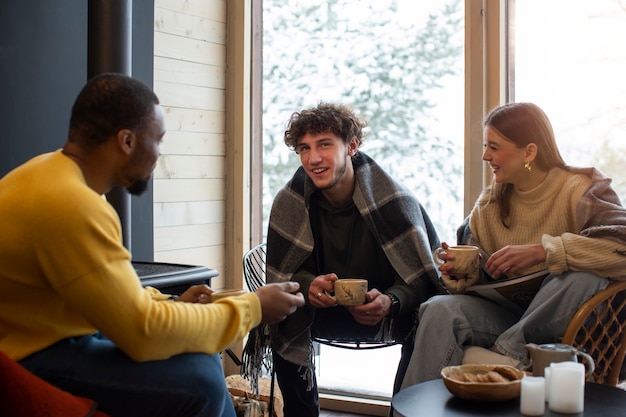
[153,0,227,285]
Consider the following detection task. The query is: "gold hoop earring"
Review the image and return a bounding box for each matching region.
[524,162,532,172]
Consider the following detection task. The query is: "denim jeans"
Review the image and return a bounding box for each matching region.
[400,272,609,388]
[19,333,236,417]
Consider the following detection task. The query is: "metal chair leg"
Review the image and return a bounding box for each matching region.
[224,348,242,366]
[269,367,275,417]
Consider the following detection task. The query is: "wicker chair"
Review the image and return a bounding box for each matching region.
[562,280,626,386]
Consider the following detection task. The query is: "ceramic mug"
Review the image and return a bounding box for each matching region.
[209,288,247,302]
[433,245,480,274]
[327,279,368,306]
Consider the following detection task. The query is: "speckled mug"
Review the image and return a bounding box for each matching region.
[329,279,368,306]
[433,245,480,274]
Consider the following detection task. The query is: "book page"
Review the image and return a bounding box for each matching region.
[465,270,549,309]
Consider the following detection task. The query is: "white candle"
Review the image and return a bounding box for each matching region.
[520,376,545,416]
[544,366,551,402]
[548,362,585,413]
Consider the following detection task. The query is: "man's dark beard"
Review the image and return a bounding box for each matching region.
[126,179,149,196]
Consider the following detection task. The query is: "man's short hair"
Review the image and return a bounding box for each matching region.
[69,73,160,147]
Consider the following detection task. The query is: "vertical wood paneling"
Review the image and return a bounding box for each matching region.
[153,0,228,286]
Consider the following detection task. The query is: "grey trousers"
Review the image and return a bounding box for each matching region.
[401,272,609,388]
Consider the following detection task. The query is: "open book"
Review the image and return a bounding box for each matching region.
[465,270,550,310]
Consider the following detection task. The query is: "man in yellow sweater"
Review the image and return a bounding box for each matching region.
[0,73,304,417]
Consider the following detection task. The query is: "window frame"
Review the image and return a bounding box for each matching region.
[245,0,510,410]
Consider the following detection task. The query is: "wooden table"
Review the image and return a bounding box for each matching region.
[392,379,626,416]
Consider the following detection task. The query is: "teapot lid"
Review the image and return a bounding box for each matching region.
[537,343,575,352]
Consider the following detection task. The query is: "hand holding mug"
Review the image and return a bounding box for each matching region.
[326,278,368,306]
[309,273,339,308]
[434,243,480,293]
[175,284,214,303]
[256,282,304,323]
[433,244,480,275]
[348,289,387,325]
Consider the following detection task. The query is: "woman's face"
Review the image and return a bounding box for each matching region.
[482,125,528,186]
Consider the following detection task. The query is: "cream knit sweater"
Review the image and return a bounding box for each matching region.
[469,167,626,280]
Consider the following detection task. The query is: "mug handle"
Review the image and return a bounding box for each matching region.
[433,248,446,265]
[575,350,595,377]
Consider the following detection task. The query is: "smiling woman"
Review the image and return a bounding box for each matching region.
[481,103,561,193]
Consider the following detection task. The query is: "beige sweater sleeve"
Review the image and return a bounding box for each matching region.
[543,233,626,280]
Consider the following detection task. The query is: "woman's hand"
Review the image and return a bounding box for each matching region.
[436,241,469,280]
[308,273,339,308]
[485,243,546,277]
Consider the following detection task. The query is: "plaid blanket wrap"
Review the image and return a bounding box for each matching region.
[241,152,444,393]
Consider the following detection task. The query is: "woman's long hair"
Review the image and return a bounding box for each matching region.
[479,102,567,227]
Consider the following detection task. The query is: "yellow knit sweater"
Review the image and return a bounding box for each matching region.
[0,150,261,361]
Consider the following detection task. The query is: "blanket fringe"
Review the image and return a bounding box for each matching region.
[303,340,317,391]
[240,323,273,398]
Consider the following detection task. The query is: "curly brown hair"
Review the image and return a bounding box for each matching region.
[284,102,367,151]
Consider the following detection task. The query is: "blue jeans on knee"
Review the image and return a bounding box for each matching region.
[19,334,236,417]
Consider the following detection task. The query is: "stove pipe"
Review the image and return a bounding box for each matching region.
[88,0,132,249]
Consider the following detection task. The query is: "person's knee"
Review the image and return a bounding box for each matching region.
[181,354,233,416]
[548,272,609,298]
[419,294,458,318]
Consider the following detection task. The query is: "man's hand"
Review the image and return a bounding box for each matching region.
[308,273,339,308]
[256,282,305,323]
[347,289,389,325]
[176,284,213,303]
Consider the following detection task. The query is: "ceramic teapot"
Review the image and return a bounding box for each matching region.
[525,343,595,377]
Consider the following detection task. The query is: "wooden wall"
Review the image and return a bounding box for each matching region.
[153,0,229,288]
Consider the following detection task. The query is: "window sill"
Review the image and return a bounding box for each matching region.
[319,392,390,416]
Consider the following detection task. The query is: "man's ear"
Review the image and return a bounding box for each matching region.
[347,137,359,156]
[117,129,135,155]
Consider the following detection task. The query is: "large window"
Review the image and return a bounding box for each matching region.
[255,0,626,408]
[512,0,626,202]
[261,0,465,400]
